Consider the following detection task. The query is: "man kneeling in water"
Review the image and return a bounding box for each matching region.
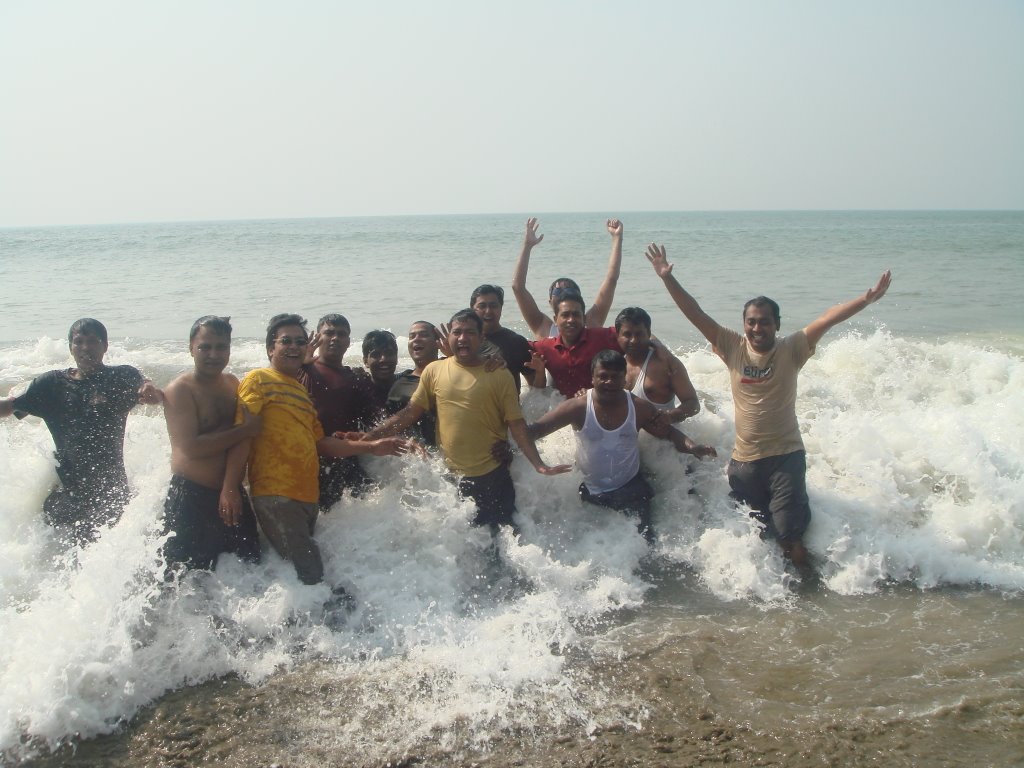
[527,350,716,541]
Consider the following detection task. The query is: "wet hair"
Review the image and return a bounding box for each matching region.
[548,278,581,299]
[68,318,107,345]
[614,307,652,333]
[553,291,586,317]
[470,284,505,306]
[317,313,350,332]
[189,315,232,341]
[592,349,627,373]
[449,308,483,332]
[362,330,398,357]
[743,296,781,327]
[265,313,308,350]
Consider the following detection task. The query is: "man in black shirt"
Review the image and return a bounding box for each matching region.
[470,284,533,393]
[0,318,162,543]
[386,321,440,446]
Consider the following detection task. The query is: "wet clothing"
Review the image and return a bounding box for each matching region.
[579,472,654,541]
[251,495,323,585]
[714,328,813,462]
[387,369,437,446]
[485,328,532,394]
[163,474,260,571]
[236,367,324,504]
[410,358,522,478]
[530,327,620,397]
[576,390,641,495]
[457,464,517,531]
[728,450,812,543]
[298,360,375,434]
[318,455,372,510]
[12,365,143,541]
[630,348,676,411]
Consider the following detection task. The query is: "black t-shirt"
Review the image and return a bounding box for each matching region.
[13,365,143,497]
[386,369,436,446]
[487,327,532,393]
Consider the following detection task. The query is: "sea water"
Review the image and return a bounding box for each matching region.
[0,211,1022,765]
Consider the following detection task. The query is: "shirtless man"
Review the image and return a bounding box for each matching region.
[527,350,716,540]
[0,318,162,544]
[162,316,262,570]
[512,217,624,339]
[615,307,700,423]
[647,243,892,568]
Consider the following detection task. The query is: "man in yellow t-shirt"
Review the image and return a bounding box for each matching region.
[366,309,570,531]
[647,245,892,569]
[220,314,411,585]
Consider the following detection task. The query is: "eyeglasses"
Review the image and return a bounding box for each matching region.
[276,336,308,347]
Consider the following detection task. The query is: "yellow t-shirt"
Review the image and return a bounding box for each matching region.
[714,328,813,462]
[411,358,522,478]
[236,367,325,503]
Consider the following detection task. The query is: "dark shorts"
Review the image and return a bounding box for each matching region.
[163,475,260,571]
[43,483,130,545]
[579,472,655,541]
[458,465,517,532]
[318,456,373,511]
[727,450,811,542]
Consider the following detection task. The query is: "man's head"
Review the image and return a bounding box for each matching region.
[591,349,627,395]
[67,318,108,374]
[614,307,653,359]
[448,309,483,365]
[407,321,440,370]
[189,316,232,377]
[265,313,308,376]
[362,330,398,385]
[470,284,505,335]
[316,313,351,367]
[548,278,581,312]
[742,297,781,353]
[553,292,586,346]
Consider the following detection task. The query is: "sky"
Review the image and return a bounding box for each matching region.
[1,0,1022,226]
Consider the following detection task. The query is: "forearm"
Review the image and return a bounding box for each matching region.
[511,241,533,294]
[221,439,251,490]
[508,420,547,470]
[665,397,700,423]
[185,426,254,458]
[0,398,14,418]
[364,405,419,439]
[588,235,623,325]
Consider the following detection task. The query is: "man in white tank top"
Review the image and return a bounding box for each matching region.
[527,350,716,540]
[615,307,700,422]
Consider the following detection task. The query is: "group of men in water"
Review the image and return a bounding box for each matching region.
[0,218,892,585]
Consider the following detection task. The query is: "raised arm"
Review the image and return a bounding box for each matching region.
[646,244,723,346]
[511,217,554,338]
[586,218,623,327]
[803,270,892,349]
[507,418,572,476]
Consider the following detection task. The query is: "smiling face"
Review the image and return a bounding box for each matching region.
[448,318,482,365]
[554,299,585,345]
[268,324,308,377]
[364,345,398,385]
[190,326,231,379]
[472,292,504,335]
[743,305,779,353]
[317,321,351,367]
[616,319,651,359]
[407,323,440,369]
[69,331,107,375]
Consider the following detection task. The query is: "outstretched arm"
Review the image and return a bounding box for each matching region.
[646,244,723,346]
[525,397,586,440]
[637,401,717,458]
[363,402,427,439]
[508,418,572,475]
[586,218,623,327]
[511,217,554,338]
[803,270,892,349]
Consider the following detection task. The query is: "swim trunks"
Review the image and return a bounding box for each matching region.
[163,474,260,571]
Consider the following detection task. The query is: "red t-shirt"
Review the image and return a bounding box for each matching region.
[530,327,620,397]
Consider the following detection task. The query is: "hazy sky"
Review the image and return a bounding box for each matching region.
[2,1,1022,226]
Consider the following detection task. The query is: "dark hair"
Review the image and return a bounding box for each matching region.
[265,313,307,350]
[189,315,232,341]
[317,314,350,332]
[548,278,580,299]
[449,308,483,332]
[743,296,781,327]
[362,330,398,357]
[68,318,108,345]
[470,284,505,306]
[614,307,652,333]
[592,349,627,373]
[553,291,586,317]
[409,320,437,333]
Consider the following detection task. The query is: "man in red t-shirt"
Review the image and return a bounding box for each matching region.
[529,292,621,397]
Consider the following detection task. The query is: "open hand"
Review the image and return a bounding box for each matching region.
[645,243,673,278]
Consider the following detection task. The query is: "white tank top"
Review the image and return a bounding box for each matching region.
[630,348,677,411]
[576,390,641,494]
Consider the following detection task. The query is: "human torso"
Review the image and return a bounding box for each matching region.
[627,347,677,411]
[299,360,374,434]
[486,328,532,393]
[532,327,620,397]
[170,372,239,489]
[387,369,437,446]
[714,328,813,462]
[575,390,641,494]
[411,357,521,477]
